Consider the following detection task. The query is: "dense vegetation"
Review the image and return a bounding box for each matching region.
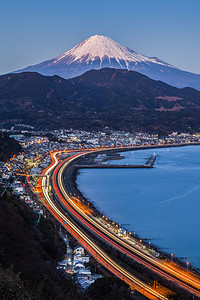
[0,132,22,161]
[87,277,133,300]
[0,187,81,300]
[1,69,200,133]
[0,187,140,300]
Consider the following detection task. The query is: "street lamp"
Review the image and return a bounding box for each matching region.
[171,253,173,262]
[186,261,189,273]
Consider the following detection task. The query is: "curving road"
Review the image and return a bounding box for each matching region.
[50,150,200,297]
[27,148,200,299]
[38,151,168,300]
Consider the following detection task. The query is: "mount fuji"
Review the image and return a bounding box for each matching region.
[15,35,200,90]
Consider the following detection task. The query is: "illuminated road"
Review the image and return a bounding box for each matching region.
[26,148,200,299]
[50,150,200,297]
[37,151,168,300]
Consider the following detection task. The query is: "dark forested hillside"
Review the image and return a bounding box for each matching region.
[0,69,200,133]
[0,188,138,300]
[0,188,81,300]
[0,132,22,161]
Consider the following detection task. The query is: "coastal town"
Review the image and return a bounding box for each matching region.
[1,125,200,179]
[1,126,200,295]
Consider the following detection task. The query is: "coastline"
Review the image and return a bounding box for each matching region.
[63,142,200,272]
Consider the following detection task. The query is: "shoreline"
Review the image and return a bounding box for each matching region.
[63,142,200,272]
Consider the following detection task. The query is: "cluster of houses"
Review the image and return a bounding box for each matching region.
[57,234,102,290]
[2,124,200,155]
[9,179,43,215]
[73,245,102,289]
[1,127,200,184]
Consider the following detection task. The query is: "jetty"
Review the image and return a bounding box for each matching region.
[144,153,157,167]
[75,154,157,169]
[75,164,153,169]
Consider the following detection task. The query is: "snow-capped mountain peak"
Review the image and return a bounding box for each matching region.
[52,34,173,68]
[14,35,200,90]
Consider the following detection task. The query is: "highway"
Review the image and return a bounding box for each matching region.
[27,148,200,299]
[50,150,200,297]
[37,151,168,300]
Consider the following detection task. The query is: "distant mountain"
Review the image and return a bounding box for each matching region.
[14,35,200,90]
[1,68,200,133]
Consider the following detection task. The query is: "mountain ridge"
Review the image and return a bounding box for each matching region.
[1,68,200,133]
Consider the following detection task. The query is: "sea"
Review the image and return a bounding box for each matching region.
[76,145,200,269]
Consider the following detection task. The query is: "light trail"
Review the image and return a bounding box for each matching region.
[38,151,167,300]
[51,151,200,297]
[27,147,200,298]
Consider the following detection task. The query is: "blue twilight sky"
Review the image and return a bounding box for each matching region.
[0,0,200,74]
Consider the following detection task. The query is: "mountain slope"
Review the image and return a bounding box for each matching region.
[0,132,22,161]
[0,187,81,300]
[1,69,200,133]
[15,35,200,90]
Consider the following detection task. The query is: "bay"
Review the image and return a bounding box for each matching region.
[76,145,200,269]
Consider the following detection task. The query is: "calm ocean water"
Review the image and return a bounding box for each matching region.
[76,145,200,269]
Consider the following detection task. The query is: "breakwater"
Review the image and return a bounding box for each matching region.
[75,164,152,169]
[75,154,157,169]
